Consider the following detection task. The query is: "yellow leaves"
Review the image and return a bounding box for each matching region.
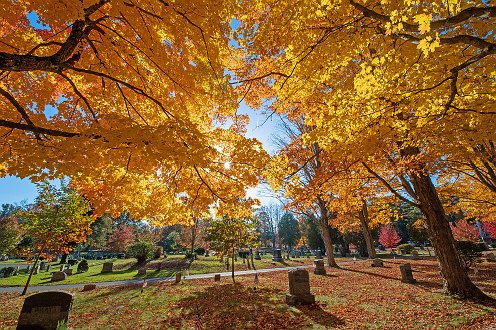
[414,13,432,34]
[417,35,440,56]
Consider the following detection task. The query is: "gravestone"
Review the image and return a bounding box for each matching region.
[204,250,209,257]
[25,266,30,273]
[137,268,146,276]
[214,274,221,282]
[39,262,46,270]
[46,265,51,272]
[400,263,416,284]
[16,291,74,330]
[254,250,262,260]
[313,259,326,275]
[101,262,113,273]
[412,250,420,260]
[82,284,96,292]
[487,252,496,262]
[63,269,73,276]
[371,259,384,267]
[285,269,315,306]
[175,272,182,284]
[15,266,20,275]
[272,249,283,262]
[315,250,323,259]
[34,265,40,274]
[59,265,65,272]
[51,272,67,282]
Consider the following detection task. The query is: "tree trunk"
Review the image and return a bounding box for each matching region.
[318,220,338,267]
[22,254,40,296]
[231,247,235,283]
[410,172,488,300]
[190,221,196,255]
[359,201,376,259]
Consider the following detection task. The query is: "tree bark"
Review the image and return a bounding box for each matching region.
[317,220,338,267]
[22,254,40,296]
[231,247,235,283]
[359,201,376,259]
[409,171,488,300]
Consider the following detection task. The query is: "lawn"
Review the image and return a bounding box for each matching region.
[0,259,495,329]
[0,254,316,287]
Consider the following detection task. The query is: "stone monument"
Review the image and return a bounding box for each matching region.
[101,262,113,273]
[214,274,221,282]
[371,259,384,267]
[313,259,326,275]
[272,249,283,262]
[51,272,67,282]
[16,291,74,330]
[285,269,315,306]
[400,263,416,284]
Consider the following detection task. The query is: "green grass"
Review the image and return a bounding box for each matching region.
[0,254,315,287]
[0,259,26,265]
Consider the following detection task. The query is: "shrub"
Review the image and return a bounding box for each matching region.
[68,259,79,266]
[455,241,485,268]
[154,246,163,259]
[77,259,89,273]
[128,241,155,264]
[0,266,16,278]
[194,247,205,255]
[396,244,414,254]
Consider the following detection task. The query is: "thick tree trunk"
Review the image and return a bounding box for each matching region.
[359,201,376,259]
[410,172,488,300]
[318,220,338,267]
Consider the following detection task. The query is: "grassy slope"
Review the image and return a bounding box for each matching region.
[0,259,494,329]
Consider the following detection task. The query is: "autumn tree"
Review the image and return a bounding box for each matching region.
[450,220,480,242]
[107,224,135,253]
[18,182,93,295]
[379,224,402,249]
[237,0,494,300]
[482,222,496,239]
[0,214,22,256]
[205,214,258,282]
[0,0,268,226]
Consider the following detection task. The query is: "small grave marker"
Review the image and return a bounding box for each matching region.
[214,274,221,282]
[272,249,283,262]
[39,262,46,270]
[175,272,182,284]
[400,263,416,284]
[371,259,384,267]
[63,269,73,276]
[51,272,67,282]
[16,291,73,330]
[82,284,97,292]
[313,260,326,275]
[286,269,315,306]
[101,262,113,273]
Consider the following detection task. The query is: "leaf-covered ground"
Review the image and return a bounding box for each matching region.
[0,258,495,329]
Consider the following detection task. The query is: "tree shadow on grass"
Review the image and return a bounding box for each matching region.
[163,283,345,329]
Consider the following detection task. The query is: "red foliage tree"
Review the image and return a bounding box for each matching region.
[107,225,135,252]
[378,224,401,249]
[450,220,480,242]
[482,222,496,239]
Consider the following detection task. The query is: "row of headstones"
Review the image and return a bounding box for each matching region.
[287,260,417,306]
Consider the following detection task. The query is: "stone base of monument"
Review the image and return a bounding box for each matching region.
[285,293,315,306]
[371,259,384,267]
